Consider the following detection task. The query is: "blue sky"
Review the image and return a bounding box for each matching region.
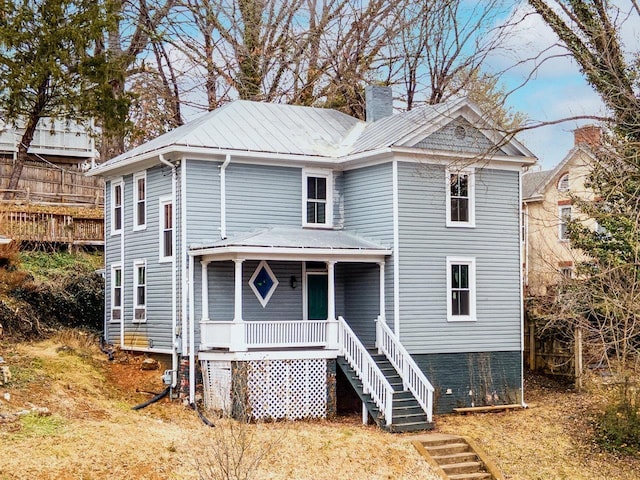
[490,1,639,170]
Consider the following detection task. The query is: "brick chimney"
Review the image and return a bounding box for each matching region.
[365,85,393,122]
[574,125,602,147]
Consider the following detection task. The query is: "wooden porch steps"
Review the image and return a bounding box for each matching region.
[337,355,434,433]
[412,434,503,480]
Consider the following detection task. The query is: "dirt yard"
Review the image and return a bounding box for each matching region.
[1,333,638,480]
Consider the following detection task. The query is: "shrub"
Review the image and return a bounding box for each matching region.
[595,381,640,456]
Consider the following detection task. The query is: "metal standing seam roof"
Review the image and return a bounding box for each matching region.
[97,101,362,170]
[92,97,533,174]
[349,98,466,154]
[189,227,391,252]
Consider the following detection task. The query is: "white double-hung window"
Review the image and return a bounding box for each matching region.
[559,206,571,241]
[111,264,122,322]
[133,171,146,230]
[446,256,476,322]
[133,260,147,322]
[111,179,123,235]
[446,169,475,227]
[159,197,173,262]
[303,169,332,227]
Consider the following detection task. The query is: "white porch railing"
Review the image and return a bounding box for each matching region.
[200,320,335,350]
[338,316,394,425]
[376,316,434,422]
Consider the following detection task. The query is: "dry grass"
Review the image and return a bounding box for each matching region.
[2,335,639,480]
[436,374,640,480]
[0,336,438,480]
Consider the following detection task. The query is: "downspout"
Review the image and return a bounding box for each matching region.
[189,254,196,405]
[220,154,231,239]
[519,171,527,408]
[159,154,178,389]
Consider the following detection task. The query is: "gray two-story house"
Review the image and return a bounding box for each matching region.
[89,91,535,431]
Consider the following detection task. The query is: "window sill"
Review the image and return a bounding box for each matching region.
[132,225,147,232]
[446,222,476,229]
[302,223,334,230]
[447,316,477,322]
[158,257,173,263]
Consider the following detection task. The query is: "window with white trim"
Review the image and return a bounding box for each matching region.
[111,180,123,235]
[133,172,146,230]
[303,170,332,227]
[159,197,173,261]
[558,173,569,192]
[559,206,571,241]
[133,260,146,322]
[446,257,476,321]
[446,169,475,227]
[111,264,122,322]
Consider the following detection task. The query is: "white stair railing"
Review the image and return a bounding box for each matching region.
[376,316,434,422]
[337,316,394,425]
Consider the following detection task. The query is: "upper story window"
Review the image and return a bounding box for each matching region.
[303,170,333,228]
[446,169,475,227]
[111,264,122,322]
[133,172,146,230]
[111,179,123,235]
[133,260,146,322]
[446,256,476,322]
[159,197,173,262]
[558,173,569,192]
[559,206,571,241]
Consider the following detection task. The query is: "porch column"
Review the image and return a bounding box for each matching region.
[327,261,336,321]
[231,259,246,351]
[201,260,210,321]
[233,259,244,322]
[378,261,386,320]
[326,260,338,350]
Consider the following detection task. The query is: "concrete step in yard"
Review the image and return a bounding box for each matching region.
[411,434,502,480]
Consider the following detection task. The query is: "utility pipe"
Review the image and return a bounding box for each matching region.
[159,154,178,389]
[220,154,231,239]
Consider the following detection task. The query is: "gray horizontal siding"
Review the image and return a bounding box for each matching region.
[185,159,221,245]
[397,162,521,354]
[339,263,380,347]
[104,180,121,345]
[342,162,395,326]
[226,163,301,236]
[113,166,174,351]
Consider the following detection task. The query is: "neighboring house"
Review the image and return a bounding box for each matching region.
[0,117,104,246]
[89,89,535,431]
[522,126,600,296]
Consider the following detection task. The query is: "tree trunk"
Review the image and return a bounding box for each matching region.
[4,76,49,200]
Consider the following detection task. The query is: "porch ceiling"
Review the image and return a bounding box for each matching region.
[189,226,391,262]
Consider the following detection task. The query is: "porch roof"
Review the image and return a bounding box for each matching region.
[189,227,391,261]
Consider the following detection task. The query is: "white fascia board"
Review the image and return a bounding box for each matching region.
[198,349,340,362]
[88,145,341,177]
[189,246,391,263]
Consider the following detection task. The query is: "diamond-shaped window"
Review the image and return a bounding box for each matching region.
[249,261,279,307]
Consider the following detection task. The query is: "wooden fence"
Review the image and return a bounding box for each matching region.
[0,209,103,245]
[0,158,103,206]
[0,159,104,244]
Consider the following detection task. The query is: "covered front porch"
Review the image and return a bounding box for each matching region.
[189,227,392,355]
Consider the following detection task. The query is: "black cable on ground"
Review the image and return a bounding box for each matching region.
[132,386,170,410]
[190,402,216,427]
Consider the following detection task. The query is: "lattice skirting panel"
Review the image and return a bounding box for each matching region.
[247,359,327,420]
[201,360,232,412]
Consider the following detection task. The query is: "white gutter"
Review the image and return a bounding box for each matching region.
[159,154,178,388]
[188,253,196,405]
[180,158,189,358]
[519,170,527,409]
[392,160,400,336]
[220,154,231,239]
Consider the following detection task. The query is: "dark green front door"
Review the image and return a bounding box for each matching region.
[307,274,328,320]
